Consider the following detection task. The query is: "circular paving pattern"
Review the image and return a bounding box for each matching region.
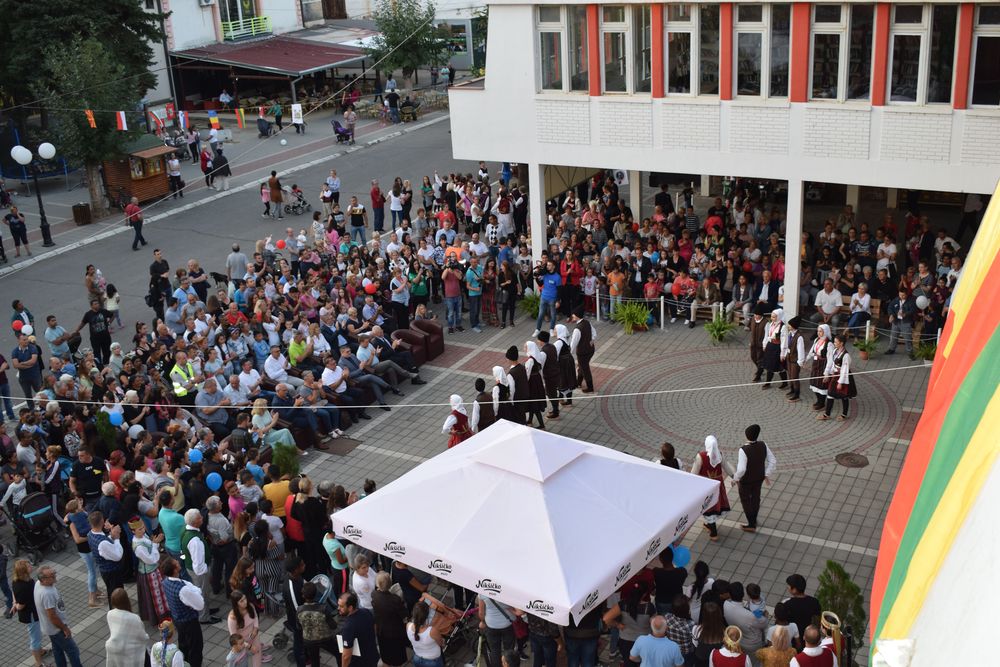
[599,347,899,470]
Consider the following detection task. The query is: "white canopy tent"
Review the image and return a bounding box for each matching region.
[331,421,720,625]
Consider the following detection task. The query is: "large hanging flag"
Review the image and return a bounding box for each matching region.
[148,110,165,131]
[177,110,189,129]
[208,110,220,129]
[235,107,245,129]
[115,111,128,131]
[870,181,1000,665]
[84,110,97,129]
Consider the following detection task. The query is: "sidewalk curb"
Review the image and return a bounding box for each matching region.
[0,114,450,279]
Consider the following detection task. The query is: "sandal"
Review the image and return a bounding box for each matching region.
[816,414,830,421]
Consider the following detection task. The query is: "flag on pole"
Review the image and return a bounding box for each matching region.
[178,111,189,129]
[84,110,97,129]
[208,110,219,129]
[148,110,165,131]
[235,108,245,129]
[115,111,128,131]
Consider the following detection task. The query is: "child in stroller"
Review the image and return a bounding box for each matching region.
[257,116,275,138]
[282,184,312,215]
[331,120,352,144]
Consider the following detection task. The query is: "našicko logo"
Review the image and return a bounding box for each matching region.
[476,578,502,594]
[342,525,362,539]
[526,600,555,616]
[701,493,715,511]
[645,537,662,560]
[581,589,600,611]
[615,562,632,587]
[383,541,406,556]
[428,559,453,575]
[674,514,689,536]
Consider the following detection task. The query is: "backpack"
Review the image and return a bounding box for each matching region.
[298,604,337,643]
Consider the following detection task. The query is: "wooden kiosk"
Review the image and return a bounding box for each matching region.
[102,135,177,203]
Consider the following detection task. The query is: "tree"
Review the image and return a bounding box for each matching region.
[366,0,448,86]
[31,39,145,217]
[816,559,868,662]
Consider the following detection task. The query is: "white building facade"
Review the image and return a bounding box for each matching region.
[448,1,1000,316]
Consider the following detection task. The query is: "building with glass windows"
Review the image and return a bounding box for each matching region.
[448,2,1000,316]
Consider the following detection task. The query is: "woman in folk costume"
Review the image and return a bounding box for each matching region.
[523,341,548,429]
[690,435,734,542]
[804,324,834,411]
[130,517,169,624]
[442,394,473,447]
[819,334,857,421]
[759,309,787,389]
[491,366,521,423]
[820,611,844,662]
[553,324,578,406]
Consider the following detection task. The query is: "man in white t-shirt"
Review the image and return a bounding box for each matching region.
[263,346,304,388]
[385,232,403,256]
[468,233,489,260]
[810,279,843,330]
[321,355,371,421]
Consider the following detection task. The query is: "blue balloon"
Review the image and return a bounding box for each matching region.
[206,472,223,491]
[647,313,655,326]
[188,449,203,464]
[108,412,123,426]
[672,545,691,568]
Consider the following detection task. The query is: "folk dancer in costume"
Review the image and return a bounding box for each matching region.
[491,366,521,423]
[505,345,529,424]
[804,324,834,411]
[568,313,596,393]
[160,557,206,667]
[749,304,768,382]
[554,324,577,406]
[819,334,856,421]
[523,342,548,429]
[537,330,561,419]
[820,611,843,664]
[781,316,807,402]
[130,517,169,624]
[655,442,683,469]
[88,511,125,605]
[732,424,777,533]
[691,435,734,542]
[759,309,787,389]
[442,395,472,447]
[470,378,495,433]
[791,626,837,667]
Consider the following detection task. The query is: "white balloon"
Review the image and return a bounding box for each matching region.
[37,142,56,160]
[280,139,287,146]
[21,325,34,336]
[10,145,31,166]
[915,295,930,310]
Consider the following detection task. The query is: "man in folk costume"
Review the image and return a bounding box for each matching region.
[819,334,857,421]
[160,557,207,667]
[470,378,496,433]
[491,365,521,423]
[791,625,837,667]
[804,324,834,411]
[523,342,548,429]
[553,324,578,406]
[819,611,843,664]
[88,511,125,606]
[759,309,788,389]
[505,345,529,423]
[442,394,472,447]
[748,303,768,382]
[537,330,562,419]
[690,435,733,542]
[781,316,807,402]
[568,312,596,393]
[731,424,776,533]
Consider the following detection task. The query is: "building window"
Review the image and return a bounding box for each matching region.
[664,3,719,95]
[887,4,957,104]
[971,5,1000,106]
[598,4,651,94]
[734,3,790,98]
[810,3,874,101]
[536,6,589,93]
[634,5,652,93]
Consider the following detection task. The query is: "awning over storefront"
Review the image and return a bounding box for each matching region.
[173,35,366,76]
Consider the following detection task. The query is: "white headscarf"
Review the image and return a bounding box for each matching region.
[818,323,831,341]
[449,394,467,415]
[525,341,544,364]
[704,435,722,467]
[555,324,569,342]
[770,308,784,323]
[492,366,506,384]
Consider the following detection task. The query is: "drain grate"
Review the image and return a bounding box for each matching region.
[835,452,870,468]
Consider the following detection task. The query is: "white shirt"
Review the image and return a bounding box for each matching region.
[468,241,489,258]
[764,622,799,644]
[238,369,262,394]
[352,569,377,609]
[133,536,161,566]
[733,443,777,482]
[790,646,838,667]
[825,348,852,385]
[569,321,597,355]
[321,365,347,393]
[184,526,208,576]
[814,288,843,315]
[780,327,806,364]
[264,514,284,547]
[850,292,871,314]
[91,533,124,562]
[309,334,331,357]
[164,577,205,611]
[263,354,289,382]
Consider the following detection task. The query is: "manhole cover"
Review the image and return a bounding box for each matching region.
[836,453,870,468]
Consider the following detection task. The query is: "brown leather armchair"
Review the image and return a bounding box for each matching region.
[391,328,427,367]
[410,319,444,359]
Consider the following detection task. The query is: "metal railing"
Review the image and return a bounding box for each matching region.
[221,15,272,41]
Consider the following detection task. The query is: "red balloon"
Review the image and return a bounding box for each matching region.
[276,239,286,249]
[12,320,23,332]
[742,261,753,273]
[364,283,377,295]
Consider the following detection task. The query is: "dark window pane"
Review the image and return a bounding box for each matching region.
[770,4,791,96]
[848,5,874,100]
[890,34,921,102]
[812,33,840,99]
[634,5,652,92]
[972,36,1000,105]
[669,3,692,22]
[603,31,627,92]
[603,5,625,23]
[980,6,1000,25]
[540,32,563,90]
[569,6,589,92]
[538,7,560,23]
[667,32,692,93]
[927,5,957,103]
[894,4,923,24]
[738,4,762,23]
[737,33,762,95]
[699,4,720,94]
[814,5,842,23]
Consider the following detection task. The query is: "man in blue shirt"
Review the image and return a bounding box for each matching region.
[11,333,42,408]
[44,315,72,359]
[465,256,484,332]
[533,259,561,336]
[629,616,685,667]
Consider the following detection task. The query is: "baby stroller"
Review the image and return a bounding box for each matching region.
[272,573,338,660]
[257,116,275,138]
[331,120,352,144]
[282,185,312,215]
[3,492,67,565]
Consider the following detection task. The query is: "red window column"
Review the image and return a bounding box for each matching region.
[953,3,975,109]
[588,4,601,96]
[720,3,734,100]
[652,4,665,98]
[789,3,811,102]
[871,3,891,106]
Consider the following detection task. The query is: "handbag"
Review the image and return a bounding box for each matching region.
[489,599,527,639]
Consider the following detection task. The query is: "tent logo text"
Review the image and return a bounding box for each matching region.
[645,537,662,559]
[343,525,363,539]
[582,589,600,611]
[383,541,406,556]
[527,600,554,616]
[476,578,502,594]
[428,559,453,575]
[674,514,689,535]
[615,563,632,586]
[701,494,714,511]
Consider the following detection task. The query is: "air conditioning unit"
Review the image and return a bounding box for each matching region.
[199,0,215,6]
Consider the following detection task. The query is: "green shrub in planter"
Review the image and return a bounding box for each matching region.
[518,291,540,319]
[270,443,300,478]
[703,315,738,345]
[914,341,937,361]
[611,302,651,335]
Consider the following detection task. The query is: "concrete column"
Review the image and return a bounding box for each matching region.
[782,179,804,319]
[887,187,898,209]
[628,170,642,220]
[527,162,547,265]
[700,175,711,197]
[846,184,860,211]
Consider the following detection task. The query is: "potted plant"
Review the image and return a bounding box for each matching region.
[816,560,867,665]
[611,302,652,335]
[852,336,878,360]
[517,290,540,319]
[914,341,937,365]
[703,315,738,345]
[270,442,301,478]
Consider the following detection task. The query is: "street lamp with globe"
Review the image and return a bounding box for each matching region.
[9,142,57,247]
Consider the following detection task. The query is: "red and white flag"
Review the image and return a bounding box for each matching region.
[115,111,128,131]
[148,110,164,131]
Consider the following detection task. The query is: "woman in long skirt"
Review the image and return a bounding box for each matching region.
[481,259,500,326]
[554,324,578,406]
[805,324,834,411]
[442,395,472,448]
[523,342,548,429]
[820,334,858,421]
[249,520,284,616]
[690,436,735,542]
[129,519,169,624]
[760,309,787,388]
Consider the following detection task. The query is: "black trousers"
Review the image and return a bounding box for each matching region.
[543,376,560,415]
[176,618,204,667]
[210,541,238,594]
[92,334,113,366]
[577,351,594,391]
[304,639,340,666]
[738,480,764,528]
[131,221,147,249]
[100,568,124,606]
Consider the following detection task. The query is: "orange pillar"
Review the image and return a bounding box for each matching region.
[651,4,665,98]
[953,3,975,109]
[789,3,811,102]
[588,5,601,96]
[719,3,734,100]
[871,3,891,106]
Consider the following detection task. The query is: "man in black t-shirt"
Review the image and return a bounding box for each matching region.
[782,574,822,649]
[74,299,114,365]
[338,592,379,667]
[385,89,400,123]
[69,448,108,511]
